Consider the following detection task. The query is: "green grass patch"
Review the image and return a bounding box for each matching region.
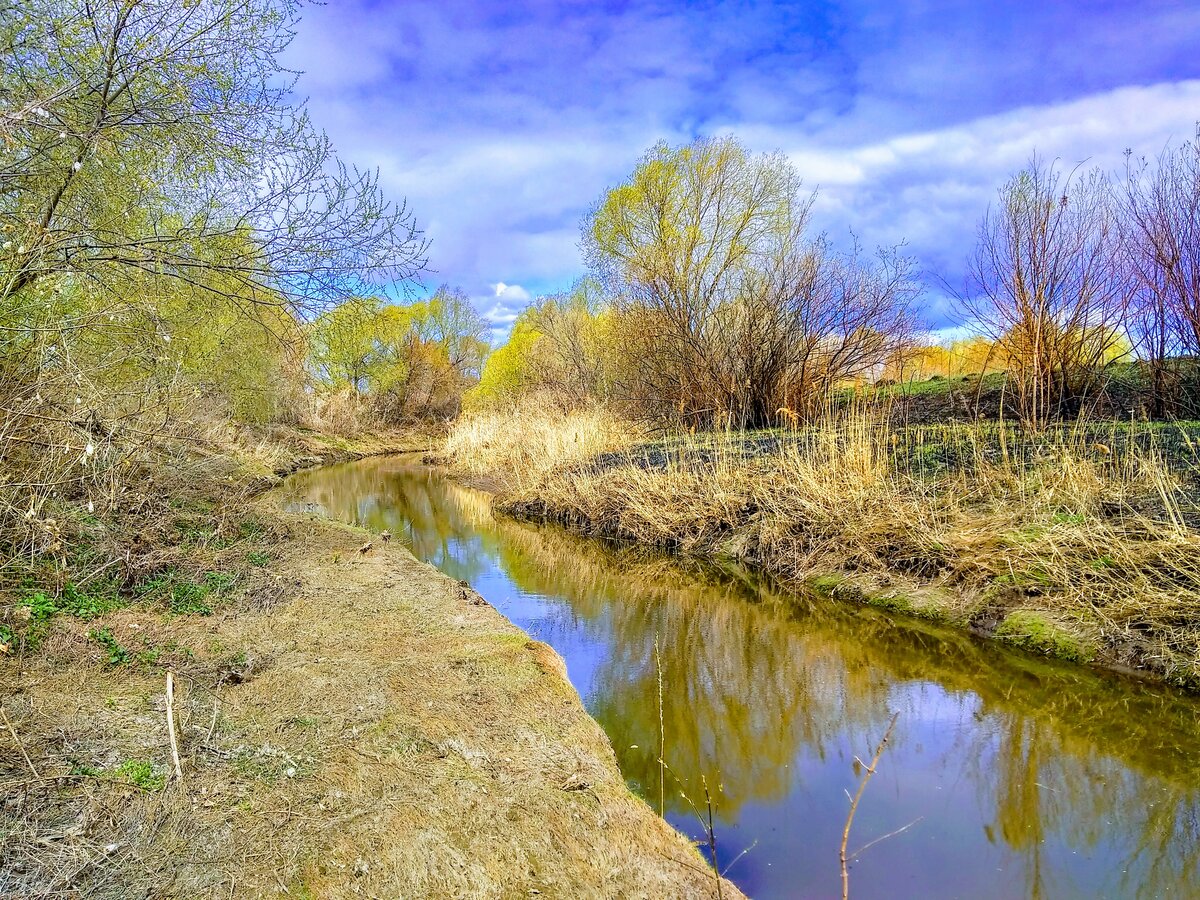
[169,581,212,615]
[866,592,915,613]
[88,628,130,665]
[136,568,239,616]
[996,611,1094,663]
[114,759,166,791]
[238,517,267,540]
[12,582,125,649]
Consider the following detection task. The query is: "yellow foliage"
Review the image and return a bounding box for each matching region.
[466,320,544,409]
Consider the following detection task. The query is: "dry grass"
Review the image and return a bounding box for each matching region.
[444,399,639,492]
[446,406,1200,686]
[1,505,738,898]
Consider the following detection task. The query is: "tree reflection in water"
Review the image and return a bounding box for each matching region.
[280,456,1200,899]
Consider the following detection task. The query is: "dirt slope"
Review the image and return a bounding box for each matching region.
[1,502,741,899]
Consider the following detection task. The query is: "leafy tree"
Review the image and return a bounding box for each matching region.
[522,278,614,403]
[309,290,488,421]
[464,278,615,410]
[468,318,544,409]
[0,0,425,311]
[584,136,916,426]
[416,286,490,383]
[0,0,428,548]
[308,297,412,393]
[883,336,1005,383]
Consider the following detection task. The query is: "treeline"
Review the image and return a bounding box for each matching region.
[307,287,487,426]
[475,135,1200,429]
[0,1,495,558]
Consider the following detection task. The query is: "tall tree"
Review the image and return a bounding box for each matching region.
[418,285,489,382]
[584,136,916,426]
[1120,139,1200,416]
[0,0,426,313]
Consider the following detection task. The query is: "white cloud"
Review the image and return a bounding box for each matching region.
[471,282,534,344]
[491,283,531,303]
[780,80,1200,323]
[283,0,1200,340]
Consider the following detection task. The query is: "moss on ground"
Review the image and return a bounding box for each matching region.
[996,610,1096,663]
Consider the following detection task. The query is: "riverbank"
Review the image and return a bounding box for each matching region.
[284,453,1200,898]
[445,404,1200,689]
[1,432,737,897]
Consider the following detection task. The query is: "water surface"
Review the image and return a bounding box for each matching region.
[281,456,1200,899]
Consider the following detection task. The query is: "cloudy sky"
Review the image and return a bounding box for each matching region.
[284,0,1200,340]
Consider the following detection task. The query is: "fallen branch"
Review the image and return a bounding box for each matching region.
[702,775,722,900]
[205,695,220,743]
[848,816,923,862]
[1,703,42,780]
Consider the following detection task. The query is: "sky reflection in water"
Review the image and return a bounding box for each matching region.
[281,456,1200,899]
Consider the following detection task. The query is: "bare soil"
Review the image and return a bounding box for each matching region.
[1,492,739,897]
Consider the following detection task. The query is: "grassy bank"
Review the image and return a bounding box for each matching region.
[446,403,1200,688]
[0,422,425,661]
[1,428,736,897]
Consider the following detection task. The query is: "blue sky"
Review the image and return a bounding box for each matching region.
[285,0,1200,340]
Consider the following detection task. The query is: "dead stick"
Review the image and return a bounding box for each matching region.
[848,816,924,862]
[166,672,183,782]
[840,712,899,900]
[1,704,41,779]
[205,695,220,743]
[703,775,722,900]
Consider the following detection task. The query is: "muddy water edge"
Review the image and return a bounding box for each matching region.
[279,454,1200,900]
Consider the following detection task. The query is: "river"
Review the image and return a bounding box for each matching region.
[280,454,1200,899]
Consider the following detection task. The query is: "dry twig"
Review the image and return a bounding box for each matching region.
[166,672,183,783]
[840,712,899,900]
[1,703,42,780]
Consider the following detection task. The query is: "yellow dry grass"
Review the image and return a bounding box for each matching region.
[446,406,1200,686]
[443,400,638,492]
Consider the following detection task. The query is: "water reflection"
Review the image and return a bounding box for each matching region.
[280,456,1200,899]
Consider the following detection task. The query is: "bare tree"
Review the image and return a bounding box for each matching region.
[738,235,918,422]
[1120,137,1200,417]
[958,159,1129,428]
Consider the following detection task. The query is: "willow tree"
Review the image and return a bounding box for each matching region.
[0,0,426,428]
[583,136,916,426]
[507,278,614,404]
[417,285,491,384]
[0,0,425,311]
[308,291,488,422]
